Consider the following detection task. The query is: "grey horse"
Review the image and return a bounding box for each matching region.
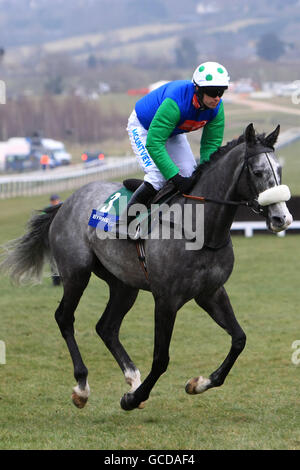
[1,124,292,411]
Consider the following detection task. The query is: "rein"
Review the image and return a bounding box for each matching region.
[182,193,263,214]
[182,193,250,207]
[182,149,276,214]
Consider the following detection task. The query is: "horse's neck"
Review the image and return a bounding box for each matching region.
[194,146,244,247]
[199,146,243,199]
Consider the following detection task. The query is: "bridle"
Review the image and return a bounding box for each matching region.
[183,147,277,216]
[135,147,285,274]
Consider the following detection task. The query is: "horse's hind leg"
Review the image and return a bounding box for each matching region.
[95,278,143,404]
[186,286,246,394]
[55,270,91,408]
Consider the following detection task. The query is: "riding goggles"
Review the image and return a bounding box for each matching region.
[200,86,228,98]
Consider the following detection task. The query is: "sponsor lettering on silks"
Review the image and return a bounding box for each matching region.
[132,128,152,168]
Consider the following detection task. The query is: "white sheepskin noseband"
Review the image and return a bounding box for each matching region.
[258,185,291,206]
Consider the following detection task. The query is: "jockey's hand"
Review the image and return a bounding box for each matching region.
[171,173,195,193]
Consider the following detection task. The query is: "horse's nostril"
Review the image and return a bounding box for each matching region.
[271,216,285,226]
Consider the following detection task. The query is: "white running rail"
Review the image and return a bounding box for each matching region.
[0,158,140,199]
[231,220,300,237]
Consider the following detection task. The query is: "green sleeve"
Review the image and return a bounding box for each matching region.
[145,98,181,180]
[200,100,225,164]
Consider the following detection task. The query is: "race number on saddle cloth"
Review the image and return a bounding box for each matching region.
[127,61,229,192]
[88,184,173,237]
[88,187,131,233]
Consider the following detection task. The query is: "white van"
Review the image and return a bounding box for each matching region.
[41,139,72,165]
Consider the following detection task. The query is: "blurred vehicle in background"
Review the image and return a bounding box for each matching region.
[5,153,39,172]
[5,149,57,172]
[41,139,72,165]
[81,151,105,167]
[0,136,72,173]
[4,137,33,172]
[0,142,8,171]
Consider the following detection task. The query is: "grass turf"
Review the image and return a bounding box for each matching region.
[0,193,300,450]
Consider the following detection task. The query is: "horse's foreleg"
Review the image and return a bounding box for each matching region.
[95,279,143,404]
[186,286,246,395]
[55,272,91,408]
[120,298,177,411]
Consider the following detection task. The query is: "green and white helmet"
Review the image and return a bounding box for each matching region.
[193,62,230,87]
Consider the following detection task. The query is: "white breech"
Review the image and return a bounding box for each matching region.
[127,110,197,191]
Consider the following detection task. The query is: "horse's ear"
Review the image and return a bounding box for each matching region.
[265,125,280,148]
[244,123,256,146]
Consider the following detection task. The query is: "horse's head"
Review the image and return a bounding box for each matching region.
[237,123,293,233]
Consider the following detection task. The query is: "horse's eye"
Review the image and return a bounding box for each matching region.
[253,170,263,178]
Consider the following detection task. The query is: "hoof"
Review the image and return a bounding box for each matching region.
[120,393,137,411]
[185,376,211,395]
[72,391,88,408]
[120,393,145,411]
[71,383,90,409]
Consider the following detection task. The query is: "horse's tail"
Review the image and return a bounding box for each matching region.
[0,203,62,285]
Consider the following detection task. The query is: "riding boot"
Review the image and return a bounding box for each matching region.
[127,181,157,213]
[120,181,157,238]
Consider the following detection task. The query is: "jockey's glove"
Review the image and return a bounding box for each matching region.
[171,173,195,193]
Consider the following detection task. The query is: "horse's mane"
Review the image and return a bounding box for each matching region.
[193,130,270,177]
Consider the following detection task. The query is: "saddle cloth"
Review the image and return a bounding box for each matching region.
[88,179,177,238]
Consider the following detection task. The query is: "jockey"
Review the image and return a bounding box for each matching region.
[125,61,230,219]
